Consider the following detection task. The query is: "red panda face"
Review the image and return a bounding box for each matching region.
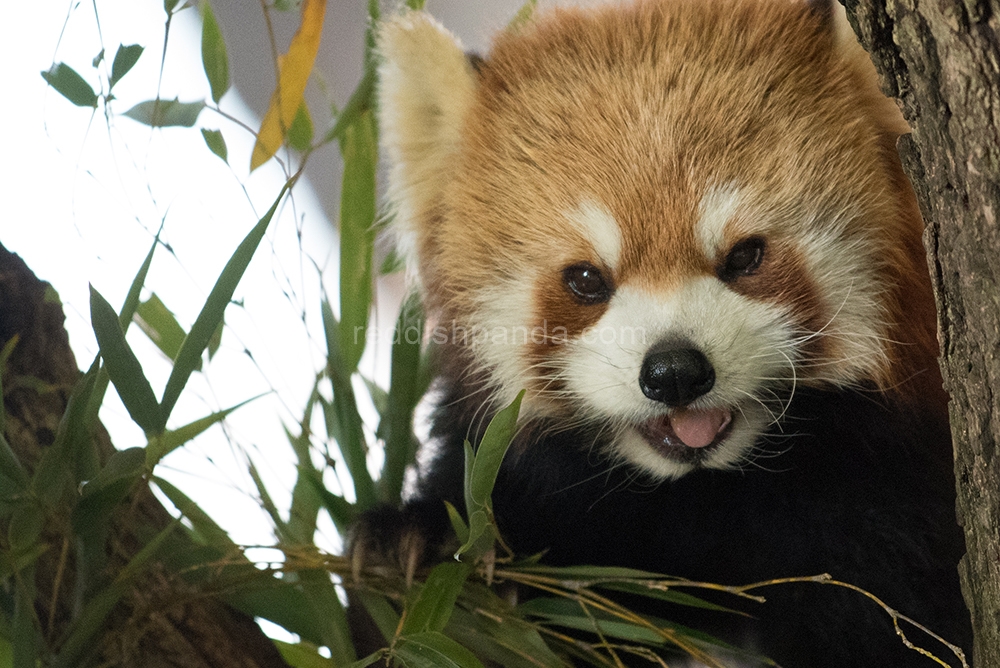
[378,0,939,479]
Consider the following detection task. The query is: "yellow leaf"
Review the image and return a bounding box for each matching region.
[250,0,327,171]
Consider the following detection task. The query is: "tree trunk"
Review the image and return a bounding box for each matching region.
[0,243,289,667]
[843,1,1000,665]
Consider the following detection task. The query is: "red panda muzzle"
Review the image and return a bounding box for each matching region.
[638,345,716,406]
[639,407,734,453]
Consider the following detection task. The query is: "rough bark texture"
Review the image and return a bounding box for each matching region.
[0,243,289,668]
[843,1,1000,665]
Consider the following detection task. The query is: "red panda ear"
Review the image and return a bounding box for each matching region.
[825,1,910,136]
[377,13,478,274]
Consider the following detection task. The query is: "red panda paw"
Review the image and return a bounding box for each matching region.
[347,502,458,589]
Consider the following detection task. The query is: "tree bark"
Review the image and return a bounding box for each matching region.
[843,1,1000,665]
[0,243,289,668]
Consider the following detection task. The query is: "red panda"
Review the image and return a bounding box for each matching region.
[364,0,971,665]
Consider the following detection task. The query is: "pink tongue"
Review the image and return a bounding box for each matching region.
[670,408,733,448]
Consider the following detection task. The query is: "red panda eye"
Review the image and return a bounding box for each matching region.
[563,263,612,304]
[720,236,766,281]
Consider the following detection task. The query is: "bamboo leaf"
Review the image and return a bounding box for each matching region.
[159,184,288,428]
[306,466,356,534]
[393,632,485,668]
[354,590,400,644]
[110,44,144,89]
[294,570,357,664]
[0,337,29,490]
[401,561,471,635]
[288,102,314,151]
[322,67,374,146]
[12,565,39,668]
[446,603,563,668]
[72,447,146,538]
[444,501,469,546]
[7,503,44,552]
[467,391,523,510]
[53,521,178,668]
[123,98,205,127]
[273,640,336,668]
[379,294,423,505]
[41,63,98,108]
[508,0,538,31]
[251,0,327,170]
[90,286,162,435]
[201,1,229,103]
[152,475,233,546]
[201,128,229,163]
[134,293,191,366]
[320,300,376,509]
[337,110,376,374]
[146,395,264,466]
[457,392,522,558]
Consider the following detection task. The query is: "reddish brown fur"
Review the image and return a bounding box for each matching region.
[412,0,941,409]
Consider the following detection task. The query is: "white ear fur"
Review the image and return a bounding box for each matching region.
[829,2,910,136]
[377,13,478,276]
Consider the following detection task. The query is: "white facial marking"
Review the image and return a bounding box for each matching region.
[696,183,743,262]
[566,200,623,269]
[558,280,796,479]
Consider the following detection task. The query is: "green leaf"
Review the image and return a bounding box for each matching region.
[207,317,224,359]
[7,502,44,552]
[444,501,470,546]
[90,286,162,435]
[520,597,668,646]
[394,632,485,668]
[337,110,377,374]
[343,651,387,668]
[379,294,424,505]
[0,543,49,580]
[354,590,400,644]
[311,477,357,534]
[401,562,471,635]
[294,570,357,665]
[146,395,263,466]
[33,368,99,504]
[446,603,563,668]
[201,128,229,163]
[285,424,321,545]
[0,338,29,492]
[288,102,314,151]
[273,640,336,668]
[123,98,206,127]
[457,392,523,558]
[201,1,230,103]
[12,565,39,668]
[467,391,523,509]
[226,578,342,649]
[41,63,98,108]
[598,581,746,615]
[54,521,178,668]
[152,475,233,546]
[110,44,144,89]
[134,293,191,366]
[324,68,374,146]
[508,0,538,31]
[320,301,376,509]
[159,184,289,429]
[72,447,146,538]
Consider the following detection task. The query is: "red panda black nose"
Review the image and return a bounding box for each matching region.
[639,344,716,406]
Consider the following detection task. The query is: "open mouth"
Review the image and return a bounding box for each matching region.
[637,406,734,462]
